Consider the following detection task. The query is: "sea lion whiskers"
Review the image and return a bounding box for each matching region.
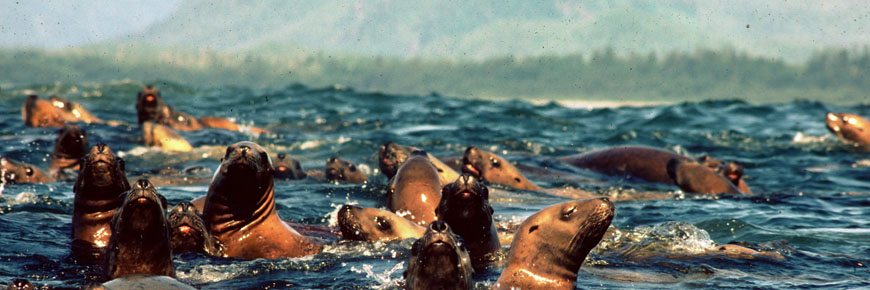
[565,200,614,262]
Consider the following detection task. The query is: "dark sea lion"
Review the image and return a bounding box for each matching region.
[103,179,173,280]
[142,121,193,152]
[4,279,33,290]
[273,153,307,180]
[825,112,870,148]
[336,205,425,241]
[168,201,224,256]
[494,198,614,290]
[667,159,743,194]
[48,95,103,124]
[378,142,460,185]
[202,141,323,259]
[462,146,541,191]
[136,85,203,131]
[0,157,51,184]
[403,221,473,290]
[72,143,131,259]
[387,151,442,225]
[325,156,367,184]
[559,145,692,184]
[22,94,65,127]
[49,124,89,180]
[435,173,500,263]
[698,155,752,193]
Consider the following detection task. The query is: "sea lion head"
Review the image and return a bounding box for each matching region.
[826,113,870,146]
[75,143,129,193]
[720,161,744,185]
[325,157,367,184]
[5,279,34,290]
[462,146,538,190]
[667,158,741,194]
[273,153,307,180]
[136,85,165,124]
[105,179,173,280]
[52,124,89,168]
[697,155,723,170]
[403,220,473,289]
[436,173,493,235]
[22,94,65,127]
[336,205,425,241]
[0,157,51,184]
[204,141,275,230]
[378,142,412,180]
[507,198,614,281]
[168,201,223,256]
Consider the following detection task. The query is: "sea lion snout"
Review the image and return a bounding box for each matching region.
[429,220,448,233]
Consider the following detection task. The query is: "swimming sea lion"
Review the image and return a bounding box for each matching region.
[4,279,33,290]
[167,201,224,256]
[494,198,614,290]
[48,95,103,124]
[142,121,193,152]
[462,146,541,191]
[103,179,173,280]
[273,153,307,180]
[336,205,425,241]
[0,157,51,184]
[136,86,203,131]
[325,156,367,184]
[559,145,692,184]
[202,141,323,259]
[435,173,500,263]
[698,155,752,193]
[49,124,89,180]
[378,142,460,185]
[667,159,743,194]
[72,143,131,259]
[22,95,65,127]
[826,112,870,148]
[387,151,442,225]
[403,221,473,290]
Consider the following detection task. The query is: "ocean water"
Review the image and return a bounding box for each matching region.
[0,80,868,289]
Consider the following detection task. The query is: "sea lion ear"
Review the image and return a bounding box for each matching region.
[410,239,421,256]
[117,158,125,172]
[157,193,168,209]
[666,158,680,181]
[488,205,494,215]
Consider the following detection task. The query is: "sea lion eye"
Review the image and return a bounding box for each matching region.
[490,157,500,168]
[562,206,577,219]
[25,167,34,176]
[349,164,357,172]
[375,217,391,231]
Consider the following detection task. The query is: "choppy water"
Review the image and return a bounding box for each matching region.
[0,80,868,289]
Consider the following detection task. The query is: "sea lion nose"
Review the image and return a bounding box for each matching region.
[135,179,151,189]
[328,156,338,163]
[430,220,448,232]
[96,143,107,153]
[277,153,286,159]
[238,145,251,155]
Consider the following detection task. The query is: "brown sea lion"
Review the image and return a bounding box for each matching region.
[48,95,103,124]
[202,141,323,259]
[378,142,460,185]
[142,121,193,152]
[698,155,752,193]
[273,153,307,180]
[0,157,51,184]
[324,156,367,184]
[403,221,473,290]
[387,151,442,225]
[826,112,870,148]
[667,159,743,194]
[559,145,692,184]
[103,179,173,280]
[435,173,500,263]
[494,198,614,290]
[4,279,33,290]
[137,85,267,134]
[336,205,425,241]
[462,146,541,191]
[168,201,224,256]
[49,124,89,180]
[22,95,65,127]
[72,143,131,260]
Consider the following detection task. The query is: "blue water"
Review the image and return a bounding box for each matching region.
[0,80,868,289]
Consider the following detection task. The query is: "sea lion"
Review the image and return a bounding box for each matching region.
[167,201,224,256]
[202,141,323,259]
[94,274,194,290]
[4,279,33,290]
[378,142,460,185]
[0,157,51,184]
[667,159,743,194]
[826,112,870,148]
[336,205,425,241]
[103,179,174,280]
[435,173,500,263]
[494,198,614,290]
[136,85,203,131]
[462,146,541,191]
[22,95,65,127]
[48,95,103,124]
[142,121,193,152]
[403,221,473,290]
[273,153,307,180]
[72,143,131,259]
[559,145,692,184]
[49,124,89,180]
[387,151,442,225]
[698,155,752,193]
[324,156,367,184]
